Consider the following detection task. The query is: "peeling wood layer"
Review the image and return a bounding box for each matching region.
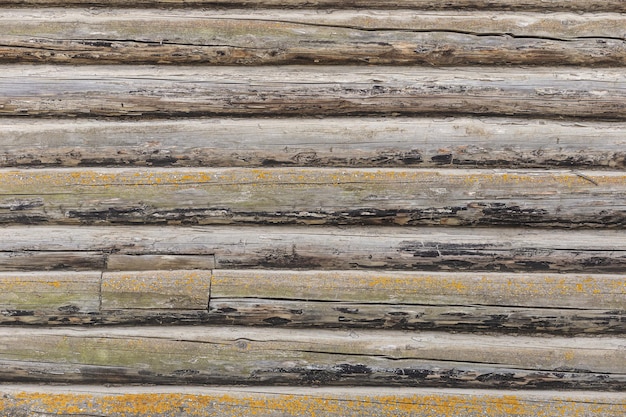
[1,386,624,417]
[0,0,623,12]
[1,10,624,66]
[1,66,625,119]
[2,167,626,227]
[1,118,624,169]
[2,226,626,273]
[0,327,623,388]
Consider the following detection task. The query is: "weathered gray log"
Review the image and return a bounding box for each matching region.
[2,269,622,333]
[2,386,624,417]
[2,10,624,66]
[208,270,626,333]
[0,0,622,12]
[1,66,624,119]
[0,327,623,389]
[2,167,625,227]
[1,118,624,169]
[2,225,626,273]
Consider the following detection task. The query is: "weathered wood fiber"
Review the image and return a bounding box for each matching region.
[1,66,624,119]
[2,10,624,66]
[209,270,626,333]
[0,0,622,12]
[2,225,626,272]
[211,270,626,309]
[2,167,625,227]
[0,271,100,325]
[1,386,624,417]
[208,299,625,334]
[1,118,624,169]
[0,327,623,388]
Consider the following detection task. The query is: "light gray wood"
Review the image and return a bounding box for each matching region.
[1,118,624,169]
[2,167,625,227]
[0,0,622,12]
[2,225,626,273]
[2,9,623,65]
[0,327,623,388]
[2,386,624,417]
[1,66,624,119]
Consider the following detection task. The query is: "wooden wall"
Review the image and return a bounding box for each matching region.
[0,0,624,415]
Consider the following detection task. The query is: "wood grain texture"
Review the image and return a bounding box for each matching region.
[2,225,626,273]
[2,118,624,169]
[1,66,624,119]
[2,9,624,66]
[0,0,622,12]
[208,270,625,333]
[0,327,623,388]
[1,386,624,417]
[2,167,625,227]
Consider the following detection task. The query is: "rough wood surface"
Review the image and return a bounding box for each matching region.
[2,9,624,66]
[209,270,625,333]
[0,0,622,12]
[1,386,624,417]
[2,167,625,227]
[2,225,626,273]
[0,327,623,388]
[0,118,625,169]
[1,66,625,119]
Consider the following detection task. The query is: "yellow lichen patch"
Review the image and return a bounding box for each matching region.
[0,391,624,417]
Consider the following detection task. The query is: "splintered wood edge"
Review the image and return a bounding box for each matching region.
[0,386,624,417]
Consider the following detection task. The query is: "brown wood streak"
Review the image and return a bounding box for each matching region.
[1,118,624,169]
[0,66,624,119]
[0,327,623,389]
[0,10,624,66]
[1,226,626,273]
[0,0,623,11]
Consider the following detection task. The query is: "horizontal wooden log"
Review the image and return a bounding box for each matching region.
[208,270,626,333]
[0,327,623,388]
[2,269,622,332]
[0,118,625,169]
[0,0,622,12]
[2,225,626,272]
[2,10,624,66]
[1,386,624,417]
[1,66,624,119]
[2,167,626,227]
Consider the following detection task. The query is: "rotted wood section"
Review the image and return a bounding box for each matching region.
[1,167,625,227]
[1,9,624,66]
[1,386,624,417]
[0,118,624,169]
[1,66,625,119]
[0,327,624,389]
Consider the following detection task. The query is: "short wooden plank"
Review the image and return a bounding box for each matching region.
[1,386,624,417]
[2,10,623,66]
[102,270,211,310]
[208,299,625,334]
[1,66,624,119]
[2,167,625,227]
[0,0,622,12]
[106,254,215,271]
[2,225,626,272]
[0,251,106,272]
[0,271,100,324]
[2,118,624,169]
[0,327,623,388]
